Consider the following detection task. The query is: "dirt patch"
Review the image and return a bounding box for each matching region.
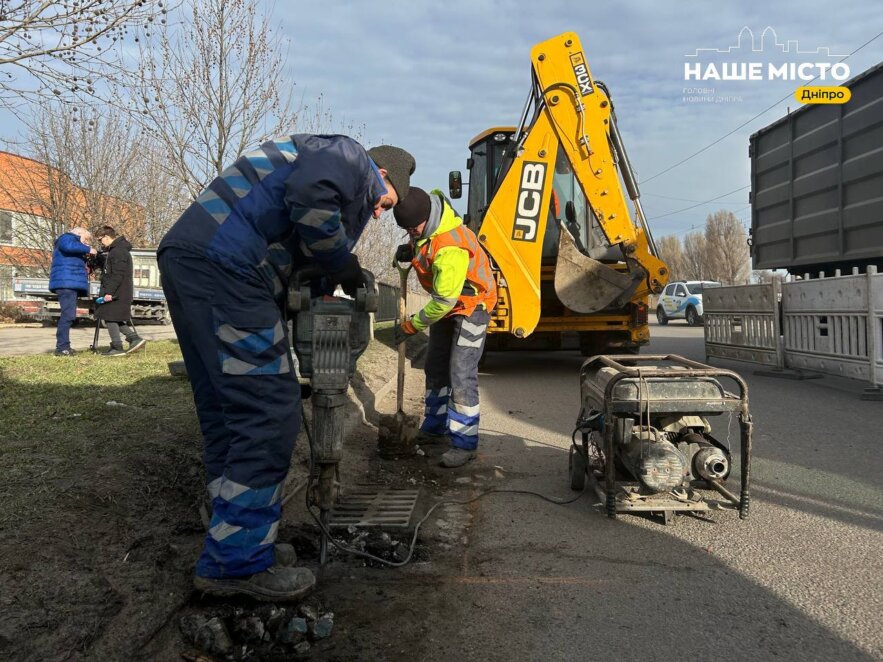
[351,323,427,414]
[0,343,205,660]
[0,333,482,661]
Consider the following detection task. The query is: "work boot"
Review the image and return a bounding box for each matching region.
[415,430,449,447]
[440,447,476,468]
[193,566,315,602]
[101,344,126,357]
[127,337,147,354]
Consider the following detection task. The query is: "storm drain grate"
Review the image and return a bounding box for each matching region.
[328,488,420,529]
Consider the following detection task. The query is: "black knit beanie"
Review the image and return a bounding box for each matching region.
[393,187,430,228]
[367,145,415,202]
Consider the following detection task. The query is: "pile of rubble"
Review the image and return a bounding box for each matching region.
[180,601,333,660]
[334,527,412,565]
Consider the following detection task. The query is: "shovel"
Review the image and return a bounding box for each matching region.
[377,262,419,456]
[395,263,409,418]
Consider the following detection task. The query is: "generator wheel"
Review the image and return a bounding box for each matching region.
[569,446,587,491]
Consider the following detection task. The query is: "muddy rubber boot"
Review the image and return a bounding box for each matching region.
[193,566,316,602]
[440,447,476,468]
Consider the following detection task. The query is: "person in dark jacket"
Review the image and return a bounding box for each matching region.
[94,225,146,356]
[48,227,96,356]
[158,134,415,601]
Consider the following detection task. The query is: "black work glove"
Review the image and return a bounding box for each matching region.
[328,254,365,296]
[395,243,414,264]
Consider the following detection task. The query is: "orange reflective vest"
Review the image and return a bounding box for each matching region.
[413,213,497,319]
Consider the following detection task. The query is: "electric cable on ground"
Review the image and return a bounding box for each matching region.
[297,402,591,569]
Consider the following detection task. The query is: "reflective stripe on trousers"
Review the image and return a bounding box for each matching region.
[422,308,490,450]
[159,248,300,579]
[201,477,284,577]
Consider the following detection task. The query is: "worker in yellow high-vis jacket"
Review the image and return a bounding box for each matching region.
[392,187,497,467]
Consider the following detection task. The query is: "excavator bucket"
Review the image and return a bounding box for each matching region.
[554,224,633,313]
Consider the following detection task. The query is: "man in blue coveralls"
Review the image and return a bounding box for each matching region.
[158,136,415,601]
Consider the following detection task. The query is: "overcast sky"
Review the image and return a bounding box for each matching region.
[2,1,879,240]
[270,0,881,237]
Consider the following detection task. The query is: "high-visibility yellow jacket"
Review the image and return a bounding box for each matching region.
[409,191,497,331]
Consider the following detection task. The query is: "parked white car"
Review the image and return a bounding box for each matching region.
[656,280,721,326]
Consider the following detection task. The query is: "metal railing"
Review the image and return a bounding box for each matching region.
[703,267,882,390]
[782,266,880,387]
[703,281,782,368]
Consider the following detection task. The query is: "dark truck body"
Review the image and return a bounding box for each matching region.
[749,62,883,276]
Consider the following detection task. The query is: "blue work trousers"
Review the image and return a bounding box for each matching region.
[159,248,300,578]
[55,289,78,351]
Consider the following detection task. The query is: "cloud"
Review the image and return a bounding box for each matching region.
[267,0,879,237]
[1,1,877,240]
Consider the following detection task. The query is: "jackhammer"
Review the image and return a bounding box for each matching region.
[287,268,377,564]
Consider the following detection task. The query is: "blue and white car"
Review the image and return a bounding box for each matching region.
[656,280,720,326]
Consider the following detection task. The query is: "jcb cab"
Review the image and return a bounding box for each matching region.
[449,32,668,355]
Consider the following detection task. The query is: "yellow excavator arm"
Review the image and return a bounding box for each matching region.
[477,32,669,338]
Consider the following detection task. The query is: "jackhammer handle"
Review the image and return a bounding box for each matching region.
[290,266,325,289]
[287,266,378,312]
[291,265,376,291]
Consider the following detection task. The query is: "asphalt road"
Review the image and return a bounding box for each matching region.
[0,321,178,356]
[6,316,879,660]
[422,322,882,661]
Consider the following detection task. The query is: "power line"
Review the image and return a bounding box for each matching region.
[643,191,747,204]
[657,205,751,238]
[638,28,883,185]
[646,185,750,221]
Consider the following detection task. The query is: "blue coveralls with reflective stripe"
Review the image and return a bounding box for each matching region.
[158,134,386,578]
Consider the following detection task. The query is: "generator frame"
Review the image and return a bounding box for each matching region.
[577,354,752,521]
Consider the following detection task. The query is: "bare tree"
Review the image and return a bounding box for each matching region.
[126,0,298,197]
[137,144,190,246]
[0,0,164,110]
[752,269,785,284]
[681,231,707,281]
[352,212,409,287]
[656,234,685,282]
[0,99,184,274]
[49,105,188,245]
[704,209,750,285]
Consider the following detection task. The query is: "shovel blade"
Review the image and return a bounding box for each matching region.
[554,225,632,313]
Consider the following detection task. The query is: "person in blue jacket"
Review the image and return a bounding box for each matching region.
[48,227,97,356]
[158,135,415,601]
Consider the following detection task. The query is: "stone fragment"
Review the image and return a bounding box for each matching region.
[311,612,334,640]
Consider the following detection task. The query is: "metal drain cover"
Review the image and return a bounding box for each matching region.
[328,487,420,529]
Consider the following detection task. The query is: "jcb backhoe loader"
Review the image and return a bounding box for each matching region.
[449,32,669,354]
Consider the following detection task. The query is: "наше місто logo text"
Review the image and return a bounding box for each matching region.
[684,27,850,82]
